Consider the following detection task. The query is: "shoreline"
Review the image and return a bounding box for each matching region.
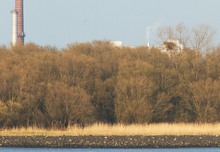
[0,135,220,148]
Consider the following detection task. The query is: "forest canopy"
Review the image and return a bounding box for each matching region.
[0,40,220,129]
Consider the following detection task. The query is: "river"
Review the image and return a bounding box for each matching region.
[0,148,220,152]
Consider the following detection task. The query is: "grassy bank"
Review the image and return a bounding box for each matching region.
[1,123,220,136]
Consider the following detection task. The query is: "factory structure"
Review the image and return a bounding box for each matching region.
[9,0,184,52]
[11,0,25,46]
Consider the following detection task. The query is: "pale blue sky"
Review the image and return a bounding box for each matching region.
[1,0,220,48]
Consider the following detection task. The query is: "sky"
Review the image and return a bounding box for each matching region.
[1,0,220,48]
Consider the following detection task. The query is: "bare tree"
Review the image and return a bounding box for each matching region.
[175,23,190,47]
[115,76,154,124]
[46,82,95,128]
[190,24,216,53]
[157,23,190,47]
[157,26,175,44]
[186,79,220,122]
[157,23,216,52]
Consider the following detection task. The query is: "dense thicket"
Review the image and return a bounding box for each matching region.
[0,42,220,128]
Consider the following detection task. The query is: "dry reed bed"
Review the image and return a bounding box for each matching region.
[1,123,220,136]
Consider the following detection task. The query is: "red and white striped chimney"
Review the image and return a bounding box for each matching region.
[15,0,25,45]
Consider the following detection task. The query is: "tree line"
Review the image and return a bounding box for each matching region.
[0,25,220,128]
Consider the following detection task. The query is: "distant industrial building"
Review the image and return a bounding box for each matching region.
[110,41,123,47]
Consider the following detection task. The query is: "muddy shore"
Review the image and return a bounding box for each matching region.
[0,135,220,148]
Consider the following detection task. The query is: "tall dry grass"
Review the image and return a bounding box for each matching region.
[1,123,220,136]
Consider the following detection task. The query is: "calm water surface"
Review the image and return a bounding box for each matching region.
[0,148,220,152]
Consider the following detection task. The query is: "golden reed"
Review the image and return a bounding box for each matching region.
[1,123,220,136]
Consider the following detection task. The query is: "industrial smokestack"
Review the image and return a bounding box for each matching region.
[11,10,18,46]
[15,0,25,45]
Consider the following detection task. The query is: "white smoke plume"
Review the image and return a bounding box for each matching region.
[145,21,162,46]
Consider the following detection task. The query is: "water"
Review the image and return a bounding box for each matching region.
[0,148,220,152]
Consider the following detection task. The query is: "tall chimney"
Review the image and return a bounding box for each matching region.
[15,0,25,45]
[11,10,18,46]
